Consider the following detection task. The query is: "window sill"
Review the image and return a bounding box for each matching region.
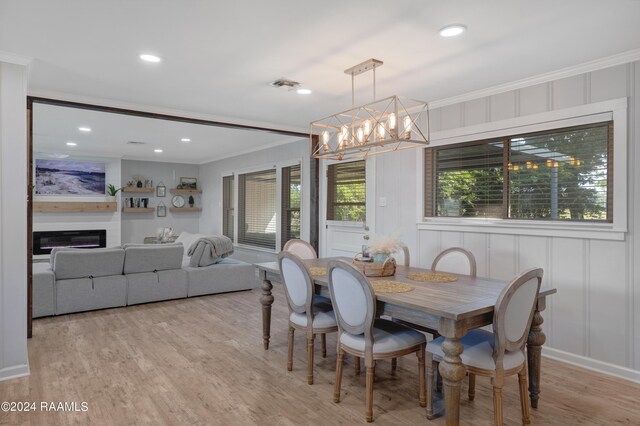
[417,218,626,241]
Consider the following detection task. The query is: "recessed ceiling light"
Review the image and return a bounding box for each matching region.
[154,148,163,153]
[180,138,191,143]
[139,53,161,63]
[297,88,312,95]
[439,24,466,37]
[66,142,77,146]
[78,127,92,132]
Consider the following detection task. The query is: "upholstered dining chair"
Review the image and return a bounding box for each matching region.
[328,260,429,422]
[278,251,337,385]
[431,247,477,277]
[427,267,544,425]
[283,238,317,260]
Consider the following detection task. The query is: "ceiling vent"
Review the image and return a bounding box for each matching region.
[269,78,300,91]
[127,141,147,145]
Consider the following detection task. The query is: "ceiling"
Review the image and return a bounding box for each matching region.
[32,103,303,164]
[3,0,640,159]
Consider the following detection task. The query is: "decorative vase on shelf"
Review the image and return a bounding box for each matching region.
[188,195,195,208]
[136,180,143,188]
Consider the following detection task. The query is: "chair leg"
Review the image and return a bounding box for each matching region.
[417,345,426,408]
[468,372,476,401]
[333,349,345,403]
[307,335,314,385]
[518,366,532,425]
[355,357,361,375]
[391,357,397,375]
[321,333,327,358]
[287,326,294,372]
[492,374,504,426]
[426,359,435,420]
[365,364,375,422]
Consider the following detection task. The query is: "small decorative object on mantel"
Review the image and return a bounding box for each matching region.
[188,195,195,208]
[156,182,166,197]
[133,175,145,188]
[157,201,166,217]
[106,184,121,201]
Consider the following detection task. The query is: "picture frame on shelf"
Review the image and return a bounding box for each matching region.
[180,177,197,189]
[157,202,166,217]
[156,182,166,197]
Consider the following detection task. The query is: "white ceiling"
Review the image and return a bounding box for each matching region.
[32,103,303,164]
[3,0,640,159]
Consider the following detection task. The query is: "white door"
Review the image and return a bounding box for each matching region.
[319,157,375,258]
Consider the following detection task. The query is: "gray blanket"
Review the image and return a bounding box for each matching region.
[187,236,234,267]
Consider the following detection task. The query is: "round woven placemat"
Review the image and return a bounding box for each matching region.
[371,280,414,293]
[309,267,327,277]
[406,272,458,283]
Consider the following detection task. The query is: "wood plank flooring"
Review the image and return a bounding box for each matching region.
[1,285,639,425]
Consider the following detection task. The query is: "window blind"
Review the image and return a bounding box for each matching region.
[222,175,234,241]
[425,121,612,222]
[281,165,301,249]
[433,141,505,218]
[327,160,366,222]
[238,169,277,249]
[508,122,611,221]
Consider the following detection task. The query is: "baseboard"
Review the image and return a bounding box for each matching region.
[543,347,640,384]
[0,364,30,382]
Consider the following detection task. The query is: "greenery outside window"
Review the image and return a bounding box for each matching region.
[281,164,301,249]
[425,122,612,222]
[327,160,366,222]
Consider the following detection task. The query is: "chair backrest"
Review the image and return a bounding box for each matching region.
[278,251,313,314]
[492,268,543,367]
[283,239,317,260]
[397,242,410,267]
[328,260,375,340]
[431,247,477,277]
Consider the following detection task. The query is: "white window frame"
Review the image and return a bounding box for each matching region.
[221,158,304,253]
[416,98,628,241]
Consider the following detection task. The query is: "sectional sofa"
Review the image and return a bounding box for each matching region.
[32,234,258,317]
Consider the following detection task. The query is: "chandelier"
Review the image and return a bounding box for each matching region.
[310,59,430,160]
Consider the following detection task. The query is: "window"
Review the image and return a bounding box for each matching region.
[238,169,277,249]
[327,160,366,222]
[425,122,612,222]
[281,165,301,249]
[222,175,234,240]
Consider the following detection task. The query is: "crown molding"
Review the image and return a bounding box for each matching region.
[197,136,305,165]
[27,89,308,135]
[0,51,32,66]
[429,48,640,109]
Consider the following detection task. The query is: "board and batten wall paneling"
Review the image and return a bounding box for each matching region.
[372,60,640,379]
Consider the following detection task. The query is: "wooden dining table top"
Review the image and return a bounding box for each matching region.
[255,257,556,321]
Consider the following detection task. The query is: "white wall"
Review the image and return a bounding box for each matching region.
[0,60,29,381]
[32,155,121,257]
[370,61,640,381]
[199,138,309,263]
[121,160,200,244]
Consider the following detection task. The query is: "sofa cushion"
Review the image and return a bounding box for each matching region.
[123,244,184,274]
[56,275,127,315]
[127,269,188,305]
[33,262,55,317]
[51,247,125,280]
[185,258,258,296]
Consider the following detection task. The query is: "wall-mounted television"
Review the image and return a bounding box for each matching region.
[35,159,106,195]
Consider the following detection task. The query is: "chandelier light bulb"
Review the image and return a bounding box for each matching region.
[377,123,386,141]
[322,131,330,151]
[389,113,396,129]
[403,116,412,140]
[357,127,365,145]
[363,120,372,141]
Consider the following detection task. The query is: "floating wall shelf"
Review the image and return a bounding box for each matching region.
[169,207,202,213]
[33,201,117,213]
[122,187,154,193]
[122,207,155,213]
[170,188,202,195]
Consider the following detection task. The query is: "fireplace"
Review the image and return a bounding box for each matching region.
[33,229,107,255]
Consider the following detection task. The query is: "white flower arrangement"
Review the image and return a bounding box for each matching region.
[368,233,402,255]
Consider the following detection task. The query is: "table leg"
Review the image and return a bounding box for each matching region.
[527,304,546,409]
[439,322,466,426]
[260,277,274,350]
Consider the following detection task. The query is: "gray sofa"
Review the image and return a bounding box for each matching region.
[33,241,257,317]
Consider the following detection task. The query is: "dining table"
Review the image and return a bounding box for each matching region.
[254,257,556,426]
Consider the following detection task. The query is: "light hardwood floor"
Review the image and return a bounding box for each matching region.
[1,285,639,425]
